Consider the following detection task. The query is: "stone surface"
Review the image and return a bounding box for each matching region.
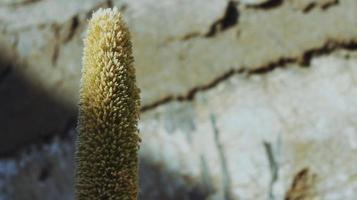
[0,0,357,199]
[0,0,357,153]
[1,51,357,199]
[129,0,357,104]
[139,51,357,199]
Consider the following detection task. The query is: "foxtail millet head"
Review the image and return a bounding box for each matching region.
[75,7,140,200]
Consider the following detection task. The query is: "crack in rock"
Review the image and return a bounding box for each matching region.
[171,1,239,42]
[63,15,79,43]
[205,1,239,38]
[176,0,340,42]
[50,14,82,65]
[0,0,41,7]
[180,32,202,41]
[285,168,317,200]
[246,0,284,9]
[321,0,339,10]
[51,24,61,66]
[287,0,339,13]
[141,40,357,112]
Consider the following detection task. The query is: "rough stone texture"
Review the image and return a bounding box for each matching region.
[1,0,357,153]
[140,51,357,199]
[130,0,357,104]
[286,0,338,12]
[1,51,357,199]
[0,0,357,199]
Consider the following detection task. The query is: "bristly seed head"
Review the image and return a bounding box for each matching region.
[75,7,140,200]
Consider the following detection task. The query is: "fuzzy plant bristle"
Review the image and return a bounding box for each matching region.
[75,7,140,200]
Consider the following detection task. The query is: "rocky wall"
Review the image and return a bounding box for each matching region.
[0,0,356,199]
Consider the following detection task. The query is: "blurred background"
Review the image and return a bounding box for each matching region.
[0,0,357,199]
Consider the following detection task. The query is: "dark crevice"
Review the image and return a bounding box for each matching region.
[20,0,41,5]
[169,1,239,42]
[302,3,316,13]
[181,32,201,41]
[52,44,60,66]
[2,0,41,7]
[321,0,339,10]
[141,96,174,112]
[247,0,283,9]
[302,0,339,13]
[248,58,293,75]
[51,24,60,66]
[140,69,238,112]
[183,69,238,101]
[205,1,239,37]
[63,15,79,43]
[300,40,357,66]
[291,168,310,188]
[141,39,357,112]
[285,168,316,200]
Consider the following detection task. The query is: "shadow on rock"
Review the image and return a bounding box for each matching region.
[1,134,214,200]
[139,158,214,200]
[0,54,76,157]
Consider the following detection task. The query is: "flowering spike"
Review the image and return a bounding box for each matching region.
[75,7,140,200]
